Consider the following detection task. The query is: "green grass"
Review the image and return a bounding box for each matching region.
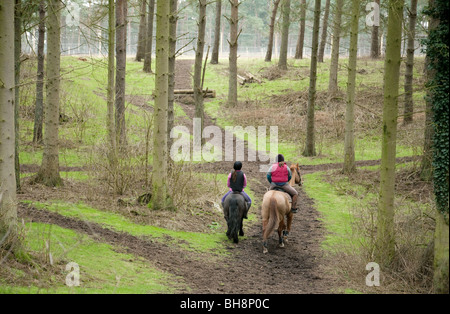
[25,201,229,256]
[0,223,186,294]
[302,171,360,250]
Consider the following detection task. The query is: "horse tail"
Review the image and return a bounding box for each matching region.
[263,196,279,240]
[228,197,240,243]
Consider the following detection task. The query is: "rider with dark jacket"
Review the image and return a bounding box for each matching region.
[221,161,252,218]
[267,154,299,213]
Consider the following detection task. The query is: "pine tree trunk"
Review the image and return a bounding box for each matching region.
[151,0,170,210]
[228,0,239,107]
[403,0,418,125]
[14,0,21,191]
[107,0,117,166]
[303,0,321,157]
[295,0,306,59]
[318,0,331,62]
[194,0,207,137]
[35,0,62,187]
[115,0,127,147]
[135,0,147,62]
[434,211,449,293]
[211,0,222,64]
[376,0,404,264]
[265,0,281,62]
[278,0,291,70]
[328,0,343,94]
[342,0,360,174]
[168,0,178,147]
[370,0,380,59]
[0,0,18,248]
[143,0,155,73]
[33,0,45,144]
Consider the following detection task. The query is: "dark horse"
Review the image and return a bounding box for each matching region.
[223,192,247,243]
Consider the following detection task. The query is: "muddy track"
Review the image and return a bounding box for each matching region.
[18,60,423,294]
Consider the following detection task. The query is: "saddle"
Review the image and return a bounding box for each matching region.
[271,186,292,203]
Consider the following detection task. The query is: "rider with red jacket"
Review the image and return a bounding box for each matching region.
[266,154,299,213]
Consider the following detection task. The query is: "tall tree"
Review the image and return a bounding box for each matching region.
[194,0,207,139]
[318,0,331,62]
[0,0,18,248]
[135,0,147,62]
[151,0,171,210]
[228,0,240,107]
[403,0,418,124]
[168,0,178,147]
[376,0,405,264]
[107,0,117,166]
[303,0,321,157]
[35,0,62,187]
[342,0,360,174]
[115,0,127,147]
[211,0,222,64]
[422,0,449,293]
[278,0,291,70]
[33,0,45,144]
[143,0,155,73]
[328,0,343,94]
[265,0,281,62]
[14,0,21,191]
[295,0,307,59]
[370,0,380,58]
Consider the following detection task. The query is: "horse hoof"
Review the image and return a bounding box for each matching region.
[263,247,268,254]
[279,243,285,248]
[283,237,289,244]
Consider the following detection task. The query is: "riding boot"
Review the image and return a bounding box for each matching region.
[291,195,298,213]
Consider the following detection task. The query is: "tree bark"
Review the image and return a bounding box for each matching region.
[135,0,147,62]
[0,0,18,248]
[35,0,62,187]
[434,211,449,293]
[143,0,155,73]
[403,0,418,125]
[370,0,380,59]
[168,0,178,147]
[115,0,127,148]
[211,0,222,64]
[151,0,170,210]
[228,0,240,107]
[107,0,117,167]
[33,0,45,144]
[318,0,331,62]
[376,0,404,265]
[328,0,343,94]
[295,0,306,59]
[265,0,281,62]
[342,0,360,174]
[278,0,291,70]
[303,0,321,157]
[194,0,207,139]
[14,0,21,191]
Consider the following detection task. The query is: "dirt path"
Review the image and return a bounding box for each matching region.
[18,59,332,294]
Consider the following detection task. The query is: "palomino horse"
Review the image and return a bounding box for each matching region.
[261,163,302,254]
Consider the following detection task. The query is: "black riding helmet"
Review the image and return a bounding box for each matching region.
[234,161,243,170]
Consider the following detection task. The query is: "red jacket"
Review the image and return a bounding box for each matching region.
[271,163,289,183]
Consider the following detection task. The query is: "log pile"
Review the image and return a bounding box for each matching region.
[237,71,262,85]
[173,89,216,98]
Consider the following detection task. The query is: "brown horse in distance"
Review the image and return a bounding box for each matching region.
[261,163,302,254]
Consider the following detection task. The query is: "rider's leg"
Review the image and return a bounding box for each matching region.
[282,185,299,213]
